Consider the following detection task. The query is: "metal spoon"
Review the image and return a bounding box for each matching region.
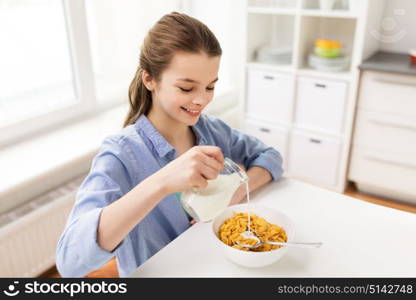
[237,230,323,249]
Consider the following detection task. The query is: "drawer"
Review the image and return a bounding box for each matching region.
[243,119,289,170]
[359,71,416,118]
[246,69,294,124]
[349,146,416,200]
[295,76,348,135]
[288,129,342,187]
[353,109,416,154]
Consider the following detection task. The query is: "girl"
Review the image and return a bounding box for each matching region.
[56,12,283,277]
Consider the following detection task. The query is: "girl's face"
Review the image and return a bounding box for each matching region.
[146,51,220,126]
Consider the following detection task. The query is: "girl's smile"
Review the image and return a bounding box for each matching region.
[180,106,202,118]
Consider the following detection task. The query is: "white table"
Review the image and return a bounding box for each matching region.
[129,178,416,277]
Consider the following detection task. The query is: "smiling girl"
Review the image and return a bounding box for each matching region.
[56,12,283,277]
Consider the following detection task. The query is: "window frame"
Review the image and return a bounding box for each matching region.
[0,0,126,148]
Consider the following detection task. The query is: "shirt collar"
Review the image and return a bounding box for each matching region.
[192,120,208,146]
[135,115,207,158]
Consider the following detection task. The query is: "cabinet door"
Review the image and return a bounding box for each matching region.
[243,120,289,170]
[288,130,342,187]
[353,109,416,154]
[349,146,416,202]
[359,71,416,118]
[295,76,347,135]
[246,69,294,124]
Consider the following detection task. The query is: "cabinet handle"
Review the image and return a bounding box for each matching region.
[315,83,327,88]
[363,155,416,169]
[310,138,322,144]
[369,117,416,131]
[263,75,275,80]
[373,77,416,87]
[259,127,271,133]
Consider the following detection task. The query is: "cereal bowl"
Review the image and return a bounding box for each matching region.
[211,204,295,268]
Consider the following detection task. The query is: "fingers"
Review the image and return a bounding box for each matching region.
[199,163,219,180]
[202,155,224,172]
[197,146,224,165]
[237,164,246,171]
[184,146,225,190]
[191,172,209,190]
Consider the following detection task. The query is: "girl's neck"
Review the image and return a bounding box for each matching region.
[147,108,193,148]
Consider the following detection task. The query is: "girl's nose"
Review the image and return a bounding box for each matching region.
[192,92,212,106]
[192,95,210,106]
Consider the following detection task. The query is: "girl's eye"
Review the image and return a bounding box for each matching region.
[179,87,193,92]
[206,87,215,91]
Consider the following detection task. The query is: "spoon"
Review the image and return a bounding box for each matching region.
[237,231,323,249]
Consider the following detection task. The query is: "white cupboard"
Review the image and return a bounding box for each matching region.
[243,119,290,171]
[288,129,342,187]
[349,70,416,204]
[295,76,348,135]
[246,69,294,124]
[239,0,385,191]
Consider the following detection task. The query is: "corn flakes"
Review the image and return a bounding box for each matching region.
[218,212,287,252]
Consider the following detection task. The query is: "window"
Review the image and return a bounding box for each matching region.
[0,0,240,147]
[0,0,76,128]
[0,0,183,147]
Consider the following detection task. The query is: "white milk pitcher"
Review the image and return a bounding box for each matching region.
[179,158,249,222]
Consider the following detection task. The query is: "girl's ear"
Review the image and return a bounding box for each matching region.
[142,70,156,91]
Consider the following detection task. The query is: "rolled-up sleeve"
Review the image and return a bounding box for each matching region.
[56,138,133,277]
[206,116,283,181]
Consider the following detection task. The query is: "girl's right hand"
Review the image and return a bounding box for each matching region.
[154,146,224,194]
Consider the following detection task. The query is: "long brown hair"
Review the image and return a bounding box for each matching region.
[123,12,222,127]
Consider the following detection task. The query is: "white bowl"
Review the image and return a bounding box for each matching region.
[211,204,295,268]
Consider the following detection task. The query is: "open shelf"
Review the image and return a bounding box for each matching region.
[300,0,360,18]
[302,0,348,10]
[297,15,357,73]
[246,13,296,68]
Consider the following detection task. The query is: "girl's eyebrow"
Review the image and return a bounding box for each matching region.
[177,77,219,84]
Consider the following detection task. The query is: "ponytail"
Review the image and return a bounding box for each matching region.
[123,68,152,127]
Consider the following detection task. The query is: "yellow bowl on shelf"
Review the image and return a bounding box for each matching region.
[315,39,342,58]
[315,39,342,49]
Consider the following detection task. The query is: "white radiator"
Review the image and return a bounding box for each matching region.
[0,176,84,277]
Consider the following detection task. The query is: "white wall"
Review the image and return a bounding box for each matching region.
[187,0,245,92]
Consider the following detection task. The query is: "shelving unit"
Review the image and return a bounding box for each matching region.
[240,0,385,192]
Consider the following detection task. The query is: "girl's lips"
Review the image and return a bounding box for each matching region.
[181,106,201,117]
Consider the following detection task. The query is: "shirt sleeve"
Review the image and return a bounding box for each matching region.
[55,137,134,277]
[207,116,284,181]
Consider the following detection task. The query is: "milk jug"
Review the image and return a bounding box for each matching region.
[179,158,249,222]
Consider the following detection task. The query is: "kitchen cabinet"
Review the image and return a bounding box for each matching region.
[243,118,289,171]
[288,129,342,187]
[349,69,416,204]
[240,0,385,192]
[295,76,348,135]
[246,69,294,124]
[358,70,416,117]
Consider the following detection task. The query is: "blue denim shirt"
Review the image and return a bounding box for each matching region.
[56,114,283,277]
